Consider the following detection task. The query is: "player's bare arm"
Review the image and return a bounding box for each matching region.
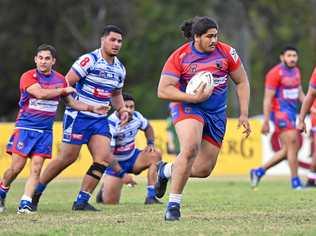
[65,69,81,86]
[230,63,251,137]
[157,75,210,103]
[261,88,276,135]
[111,89,129,126]
[26,83,75,99]
[62,96,111,115]
[298,86,305,104]
[298,87,316,132]
[144,123,155,152]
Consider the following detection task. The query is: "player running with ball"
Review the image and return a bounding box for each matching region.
[156,16,251,221]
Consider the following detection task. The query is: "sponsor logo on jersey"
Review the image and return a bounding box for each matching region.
[28,99,59,112]
[230,48,239,62]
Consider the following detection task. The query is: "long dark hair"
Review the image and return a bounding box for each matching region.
[180,16,218,41]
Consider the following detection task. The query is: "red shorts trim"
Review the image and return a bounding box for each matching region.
[173,114,204,125]
[6,149,51,159]
[30,153,52,159]
[202,135,222,148]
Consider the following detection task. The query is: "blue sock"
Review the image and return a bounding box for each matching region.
[76,191,91,204]
[255,167,265,177]
[0,182,9,199]
[35,183,47,194]
[147,186,156,198]
[291,176,302,188]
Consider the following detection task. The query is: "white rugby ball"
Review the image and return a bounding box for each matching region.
[185,71,214,95]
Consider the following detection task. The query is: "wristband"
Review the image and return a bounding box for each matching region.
[116,169,125,178]
[147,139,154,145]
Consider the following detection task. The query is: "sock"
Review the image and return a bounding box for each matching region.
[76,191,91,204]
[0,181,9,199]
[291,176,302,188]
[35,182,47,194]
[19,195,32,207]
[307,171,316,181]
[168,193,182,208]
[255,167,266,177]
[160,163,172,179]
[147,185,156,198]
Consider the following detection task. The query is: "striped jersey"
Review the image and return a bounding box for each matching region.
[15,69,67,131]
[68,48,126,117]
[265,63,301,115]
[161,41,241,113]
[108,111,148,161]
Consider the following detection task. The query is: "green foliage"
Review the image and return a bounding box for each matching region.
[0,0,315,119]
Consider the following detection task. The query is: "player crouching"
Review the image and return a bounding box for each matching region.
[96,94,163,205]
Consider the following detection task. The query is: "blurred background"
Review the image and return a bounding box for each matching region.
[1,0,316,120]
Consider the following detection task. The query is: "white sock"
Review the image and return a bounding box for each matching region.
[169,193,182,205]
[308,171,316,180]
[163,163,172,179]
[21,195,32,202]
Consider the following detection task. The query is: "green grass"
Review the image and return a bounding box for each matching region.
[1,177,316,236]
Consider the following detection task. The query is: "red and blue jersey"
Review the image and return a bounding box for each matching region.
[309,67,316,112]
[15,69,67,130]
[265,63,301,115]
[161,41,241,113]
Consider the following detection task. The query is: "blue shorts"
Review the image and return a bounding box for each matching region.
[105,149,141,177]
[270,111,296,132]
[6,129,53,159]
[62,111,111,144]
[170,103,226,147]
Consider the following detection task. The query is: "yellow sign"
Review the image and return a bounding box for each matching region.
[0,119,262,178]
[213,119,262,175]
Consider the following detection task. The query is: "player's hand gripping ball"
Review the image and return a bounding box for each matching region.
[185,71,214,95]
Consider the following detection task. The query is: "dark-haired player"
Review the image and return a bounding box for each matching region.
[250,46,305,190]
[157,16,250,221]
[0,44,109,214]
[32,25,134,212]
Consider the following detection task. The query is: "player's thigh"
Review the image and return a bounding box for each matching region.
[175,119,204,155]
[30,155,45,173]
[10,153,28,172]
[102,175,123,203]
[132,150,161,174]
[280,129,298,147]
[59,142,82,163]
[87,135,112,163]
[191,139,220,177]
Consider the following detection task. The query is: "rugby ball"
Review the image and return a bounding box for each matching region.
[185,71,214,95]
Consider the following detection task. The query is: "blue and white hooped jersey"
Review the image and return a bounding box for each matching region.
[109,111,148,161]
[67,48,126,117]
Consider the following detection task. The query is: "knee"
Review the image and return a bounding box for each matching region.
[193,167,212,178]
[102,193,119,205]
[103,198,119,205]
[181,144,199,159]
[10,164,24,175]
[149,150,162,162]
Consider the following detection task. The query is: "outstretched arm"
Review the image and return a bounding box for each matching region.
[230,64,251,137]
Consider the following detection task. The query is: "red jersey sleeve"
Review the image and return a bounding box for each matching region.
[56,71,68,88]
[218,42,241,72]
[20,71,38,91]
[161,48,183,80]
[265,66,280,90]
[309,67,316,89]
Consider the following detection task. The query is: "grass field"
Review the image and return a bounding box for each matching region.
[1,176,316,236]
